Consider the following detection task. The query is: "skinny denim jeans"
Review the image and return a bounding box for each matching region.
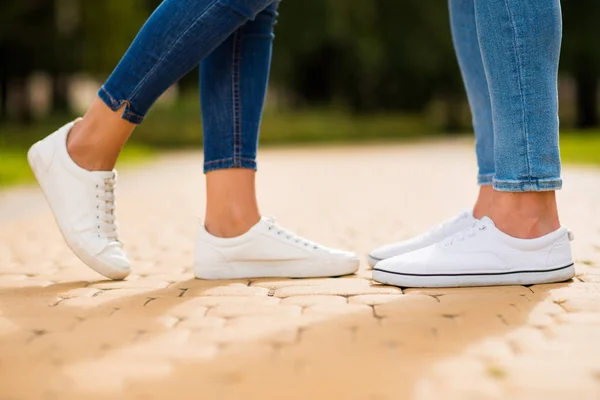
[99,0,279,172]
[450,0,563,191]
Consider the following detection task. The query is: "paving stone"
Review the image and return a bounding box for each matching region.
[348,294,404,305]
[274,283,401,298]
[175,295,280,307]
[0,145,599,398]
[302,303,372,316]
[178,315,226,330]
[280,295,347,307]
[251,277,370,290]
[206,304,302,318]
[186,283,269,297]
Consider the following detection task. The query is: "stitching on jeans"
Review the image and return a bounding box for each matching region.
[99,87,145,123]
[503,0,532,179]
[494,177,561,184]
[493,177,562,191]
[204,157,256,165]
[232,31,242,167]
[127,0,222,103]
[100,87,118,107]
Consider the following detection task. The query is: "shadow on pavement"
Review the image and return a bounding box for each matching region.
[0,277,572,399]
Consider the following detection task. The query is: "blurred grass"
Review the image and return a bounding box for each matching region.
[134,99,435,147]
[559,131,600,166]
[1,105,599,187]
[0,145,154,187]
[0,117,155,186]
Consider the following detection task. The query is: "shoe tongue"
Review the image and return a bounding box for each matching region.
[479,216,496,227]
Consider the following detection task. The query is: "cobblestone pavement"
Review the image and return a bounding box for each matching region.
[1,141,599,400]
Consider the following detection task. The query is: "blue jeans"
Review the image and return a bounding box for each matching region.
[99,0,278,173]
[449,0,563,192]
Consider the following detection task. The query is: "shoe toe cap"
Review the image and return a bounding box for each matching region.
[324,249,360,273]
[374,247,431,275]
[95,248,131,280]
[369,239,427,265]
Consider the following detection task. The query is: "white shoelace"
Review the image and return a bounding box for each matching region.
[265,218,320,250]
[443,220,488,247]
[95,174,118,241]
[428,211,471,237]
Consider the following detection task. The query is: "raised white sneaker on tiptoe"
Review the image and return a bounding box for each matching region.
[194,217,360,279]
[367,209,477,267]
[373,217,575,288]
[27,121,131,280]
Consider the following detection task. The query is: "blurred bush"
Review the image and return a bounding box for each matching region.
[1,0,599,130]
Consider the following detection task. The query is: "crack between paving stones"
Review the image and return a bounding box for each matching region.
[497,314,509,326]
[143,297,157,306]
[429,295,442,303]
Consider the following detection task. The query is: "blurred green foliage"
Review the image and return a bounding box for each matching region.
[1,1,599,126]
[1,105,598,187]
[1,0,599,187]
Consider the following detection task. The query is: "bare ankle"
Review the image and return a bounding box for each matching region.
[473,185,494,219]
[66,97,135,171]
[205,212,261,238]
[488,191,560,239]
[67,122,119,171]
[204,168,261,238]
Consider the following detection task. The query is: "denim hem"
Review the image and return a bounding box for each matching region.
[492,177,562,192]
[204,157,257,173]
[98,86,145,125]
[477,173,494,186]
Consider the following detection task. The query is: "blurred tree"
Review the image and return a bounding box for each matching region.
[51,0,82,113]
[272,0,462,120]
[80,0,147,75]
[0,1,54,121]
[0,0,599,130]
[562,0,600,128]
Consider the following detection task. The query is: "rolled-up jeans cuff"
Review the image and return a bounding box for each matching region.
[204,157,257,174]
[98,86,145,125]
[478,173,495,186]
[492,177,562,192]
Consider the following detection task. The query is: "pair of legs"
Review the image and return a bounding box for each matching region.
[71,0,278,239]
[370,0,574,287]
[453,0,562,238]
[29,0,358,280]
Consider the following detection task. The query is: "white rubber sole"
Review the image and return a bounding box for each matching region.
[28,143,130,280]
[195,257,360,280]
[372,263,575,288]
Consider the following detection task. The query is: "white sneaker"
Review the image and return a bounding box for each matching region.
[368,209,477,267]
[372,217,575,288]
[27,121,131,280]
[194,217,359,279]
